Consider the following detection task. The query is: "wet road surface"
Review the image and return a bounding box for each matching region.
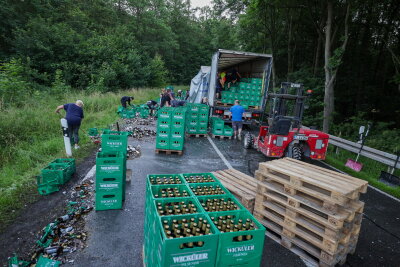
[65,136,400,266]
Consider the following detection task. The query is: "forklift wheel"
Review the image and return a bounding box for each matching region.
[243,133,254,149]
[292,145,302,160]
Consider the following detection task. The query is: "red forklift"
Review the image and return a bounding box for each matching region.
[243,82,329,160]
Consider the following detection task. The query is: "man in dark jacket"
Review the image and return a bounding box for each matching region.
[121,96,134,108]
[55,100,84,149]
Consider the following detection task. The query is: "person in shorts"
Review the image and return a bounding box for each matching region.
[230,100,245,140]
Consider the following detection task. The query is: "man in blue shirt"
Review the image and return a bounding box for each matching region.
[230,100,245,140]
[55,100,84,149]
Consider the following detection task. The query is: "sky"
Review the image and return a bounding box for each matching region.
[191,0,212,8]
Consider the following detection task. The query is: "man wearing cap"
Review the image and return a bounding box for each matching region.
[55,100,84,149]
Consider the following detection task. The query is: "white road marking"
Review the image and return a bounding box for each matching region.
[207,135,233,169]
[320,161,400,203]
[80,165,96,183]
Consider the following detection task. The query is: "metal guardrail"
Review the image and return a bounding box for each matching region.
[328,135,400,169]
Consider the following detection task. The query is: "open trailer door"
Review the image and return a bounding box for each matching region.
[208,51,219,106]
[188,66,211,103]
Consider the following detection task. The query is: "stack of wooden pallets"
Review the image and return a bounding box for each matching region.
[253,158,368,267]
[213,169,257,213]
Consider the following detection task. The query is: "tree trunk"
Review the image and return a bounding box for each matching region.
[323,0,333,133]
[313,33,322,76]
[288,14,293,78]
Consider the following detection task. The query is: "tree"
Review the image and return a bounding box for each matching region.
[323,0,350,133]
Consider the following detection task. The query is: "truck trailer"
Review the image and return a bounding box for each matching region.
[207,49,273,125]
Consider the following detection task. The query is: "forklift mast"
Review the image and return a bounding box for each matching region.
[268,82,307,129]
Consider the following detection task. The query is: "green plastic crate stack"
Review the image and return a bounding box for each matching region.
[210,117,232,136]
[156,107,186,151]
[144,174,219,267]
[185,103,209,135]
[220,78,263,107]
[144,172,266,267]
[95,151,126,210]
[37,158,76,195]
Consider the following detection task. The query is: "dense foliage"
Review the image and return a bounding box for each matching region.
[1,0,399,148]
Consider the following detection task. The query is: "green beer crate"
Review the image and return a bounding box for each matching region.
[182,173,217,183]
[157,118,171,129]
[211,117,225,128]
[172,109,186,121]
[199,112,209,119]
[96,151,126,178]
[187,118,198,127]
[197,126,207,134]
[41,164,69,184]
[169,139,184,151]
[223,125,233,137]
[49,163,74,181]
[95,190,123,210]
[88,128,99,136]
[212,128,224,135]
[171,120,185,131]
[50,158,76,173]
[196,194,246,212]
[158,108,172,119]
[157,129,170,139]
[37,175,60,195]
[156,137,170,150]
[96,176,124,193]
[153,213,219,267]
[147,174,185,186]
[189,182,230,196]
[208,210,266,267]
[153,197,202,216]
[189,112,198,119]
[171,129,185,139]
[150,184,192,199]
[186,126,197,134]
[101,133,128,154]
[198,119,208,127]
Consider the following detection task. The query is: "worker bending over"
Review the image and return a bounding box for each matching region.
[55,100,84,149]
[121,96,134,108]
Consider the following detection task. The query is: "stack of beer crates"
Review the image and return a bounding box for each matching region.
[144,172,266,267]
[253,158,368,266]
[156,107,186,153]
[185,103,209,136]
[95,130,129,210]
[210,117,233,138]
[220,78,263,108]
[37,158,76,195]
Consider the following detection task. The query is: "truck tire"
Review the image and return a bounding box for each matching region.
[292,145,302,160]
[243,133,254,149]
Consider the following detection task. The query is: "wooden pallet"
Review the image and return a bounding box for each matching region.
[254,175,365,228]
[254,196,361,254]
[186,133,207,138]
[256,185,363,233]
[213,169,257,213]
[261,216,355,267]
[256,165,363,211]
[258,159,367,205]
[210,134,232,139]
[155,149,183,155]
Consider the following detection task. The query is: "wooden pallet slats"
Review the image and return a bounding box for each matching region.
[282,158,368,193]
[253,158,368,267]
[212,169,257,213]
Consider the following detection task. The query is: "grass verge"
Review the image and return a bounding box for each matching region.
[0,88,160,229]
[326,147,400,199]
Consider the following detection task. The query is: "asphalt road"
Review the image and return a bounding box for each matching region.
[64,136,400,267]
